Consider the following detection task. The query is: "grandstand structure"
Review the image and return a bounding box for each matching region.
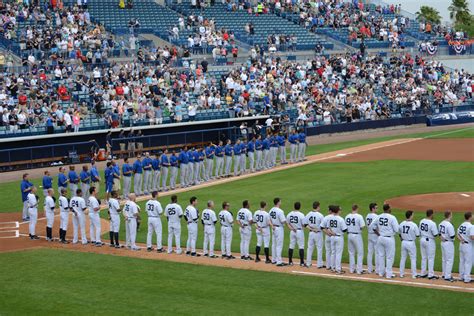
[0,0,472,141]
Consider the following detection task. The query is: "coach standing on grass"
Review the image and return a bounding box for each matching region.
[21,173,34,221]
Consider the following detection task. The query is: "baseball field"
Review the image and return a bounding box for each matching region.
[0,125,473,314]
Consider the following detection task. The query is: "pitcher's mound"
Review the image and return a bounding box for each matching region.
[386,192,474,212]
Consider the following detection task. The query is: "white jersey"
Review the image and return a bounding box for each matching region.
[165,203,183,226]
[366,213,378,235]
[399,220,420,241]
[327,215,347,236]
[108,198,121,216]
[218,210,234,227]
[345,213,365,234]
[124,200,139,219]
[374,213,399,237]
[88,196,100,214]
[27,193,38,209]
[305,210,323,232]
[59,196,69,212]
[438,220,455,242]
[185,205,199,223]
[253,210,271,228]
[269,207,286,227]
[201,208,217,226]
[70,196,86,213]
[419,219,439,239]
[286,210,305,230]
[146,200,163,217]
[237,208,253,226]
[44,196,55,212]
[457,222,473,245]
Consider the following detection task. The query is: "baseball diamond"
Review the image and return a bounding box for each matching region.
[1,0,474,313]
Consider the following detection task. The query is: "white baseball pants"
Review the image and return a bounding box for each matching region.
[459,243,472,282]
[110,214,120,233]
[147,217,162,249]
[186,222,198,253]
[203,225,216,256]
[331,235,344,272]
[420,238,436,277]
[60,211,69,231]
[367,234,379,273]
[325,235,333,269]
[378,236,395,278]
[45,210,55,228]
[441,241,454,279]
[289,229,305,250]
[89,213,101,243]
[271,226,284,264]
[28,208,38,236]
[400,240,417,277]
[72,212,87,244]
[239,226,252,257]
[126,218,138,249]
[221,226,233,256]
[256,227,270,248]
[348,233,364,273]
[307,231,323,267]
[168,224,181,253]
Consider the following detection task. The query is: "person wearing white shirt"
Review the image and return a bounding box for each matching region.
[439,211,456,282]
[165,195,183,254]
[286,202,306,267]
[345,204,366,274]
[107,191,122,248]
[184,196,199,256]
[219,202,235,259]
[321,207,335,271]
[398,210,420,279]
[201,200,218,258]
[372,204,399,279]
[457,212,473,283]
[237,200,253,260]
[253,201,272,263]
[88,187,102,246]
[58,188,70,243]
[146,191,164,252]
[124,193,140,250]
[366,203,380,274]
[419,209,439,279]
[326,205,347,274]
[27,187,40,240]
[70,189,88,245]
[269,198,288,266]
[44,188,56,241]
[305,201,324,268]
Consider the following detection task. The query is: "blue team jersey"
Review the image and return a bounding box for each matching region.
[206,147,214,159]
[199,151,205,161]
[152,158,160,170]
[142,157,152,171]
[42,176,53,189]
[133,160,143,174]
[193,151,200,162]
[299,133,306,143]
[170,155,178,167]
[256,140,263,150]
[68,171,79,184]
[225,144,233,156]
[234,143,241,155]
[289,134,298,144]
[58,173,68,187]
[105,167,115,184]
[20,180,33,201]
[262,139,270,150]
[241,143,247,153]
[122,164,132,177]
[80,171,90,184]
[278,136,285,146]
[161,154,170,167]
[91,167,100,182]
[113,165,120,176]
[215,146,223,157]
[247,141,255,152]
[270,137,279,147]
[179,151,189,164]
[187,151,194,163]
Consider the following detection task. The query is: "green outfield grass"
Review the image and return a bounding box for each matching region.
[0,249,472,315]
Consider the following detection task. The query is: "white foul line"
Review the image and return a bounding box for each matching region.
[0,230,19,238]
[423,126,474,139]
[292,271,474,291]
[0,221,19,229]
[460,194,471,197]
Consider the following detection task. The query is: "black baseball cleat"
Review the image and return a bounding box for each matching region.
[221,254,227,259]
[265,259,272,264]
[419,274,428,278]
[255,258,261,263]
[428,276,440,280]
[288,262,294,266]
[276,263,286,267]
[156,248,164,253]
[209,255,217,258]
[109,243,115,247]
[247,256,254,260]
[300,263,306,267]
[444,277,455,282]
[147,247,153,252]
[191,253,201,257]
[240,256,246,260]
[203,253,209,257]
[227,255,236,260]
[186,251,191,256]
[32,235,40,240]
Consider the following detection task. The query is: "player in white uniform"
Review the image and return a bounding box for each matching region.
[305,201,324,268]
[345,204,365,274]
[419,209,439,279]
[372,204,399,278]
[254,201,272,263]
[27,187,40,239]
[457,212,473,283]
[287,202,306,267]
[328,205,347,274]
[88,187,103,246]
[439,211,456,282]
[44,188,56,241]
[237,200,253,260]
[107,191,122,248]
[219,202,235,259]
[366,203,379,274]
[58,188,70,243]
[124,193,140,250]
[398,210,420,279]
[321,207,335,270]
[146,191,164,252]
[201,200,218,258]
[185,196,200,256]
[165,195,183,254]
[70,189,88,245]
[269,198,288,266]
